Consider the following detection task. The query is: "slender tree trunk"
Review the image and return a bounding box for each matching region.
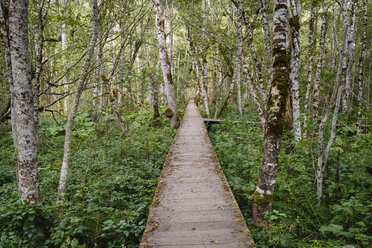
[148,60,160,121]
[289,0,302,140]
[236,55,242,115]
[236,0,265,128]
[259,0,273,84]
[232,0,266,105]
[0,0,17,149]
[8,0,42,204]
[317,86,343,202]
[356,0,367,135]
[304,1,317,130]
[331,0,339,69]
[58,0,99,200]
[93,43,101,120]
[201,0,210,117]
[253,0,290,227]
[33,1,50,128]
[312,0,329,125]
[342,0,357,113]
[154,0,179,128]
[61,0,70,114]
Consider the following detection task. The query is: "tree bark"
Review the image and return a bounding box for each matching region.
[289,0,301,141]
[312,0,329,125]
[154,0,179,128]
[356,0,367,135]
[304,1,317,130]
[236,55,242,115]
[342,0,357,113]
[8,0,42,204]
[253,0,290,227]
[58,0,99,200]
[259,0,273,84]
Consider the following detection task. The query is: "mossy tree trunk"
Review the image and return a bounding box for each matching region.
[252,0,290,227]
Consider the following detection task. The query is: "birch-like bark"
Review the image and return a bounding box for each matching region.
[342,0,357,113]
[236,0,265,128]
[304,1,316,129]
[253,0,290,227]
[165,0,174,74]
[9,0,41,204]
[236,55,242,115]
[315,15,349,201]
[331,0,339,69]
[201,0,210,117]
[93,41,102,120]
[58,0,99,200]
[232,0,265,104]
[356,0,367,135]
[259,0,273,84]
[154,0,179,128]
[289,0,301,141]
[61,0,70,114]
[316,86,343,202]
[312,0,329,125]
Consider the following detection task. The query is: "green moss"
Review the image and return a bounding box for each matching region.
[253,189,273,206]
[164,107,173,118]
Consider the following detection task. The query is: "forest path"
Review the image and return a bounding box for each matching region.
[140,101,255,248]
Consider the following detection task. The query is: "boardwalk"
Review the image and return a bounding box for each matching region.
[140,101,255,248]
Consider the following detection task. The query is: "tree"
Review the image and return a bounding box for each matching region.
[252,0,290,227]
[154,0,179,128]
[58,0,99,200]
[7,0,42,204]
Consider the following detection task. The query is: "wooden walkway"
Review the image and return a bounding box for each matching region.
[140,101,255,248]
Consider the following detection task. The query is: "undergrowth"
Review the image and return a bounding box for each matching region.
[208,106,372,248]
[0,108,176,248]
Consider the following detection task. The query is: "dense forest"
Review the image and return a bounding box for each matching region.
[0,0,371,247]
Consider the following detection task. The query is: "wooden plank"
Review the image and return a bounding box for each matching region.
[140,101,255,248]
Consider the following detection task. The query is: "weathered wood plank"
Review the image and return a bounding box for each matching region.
[140,101,255,248]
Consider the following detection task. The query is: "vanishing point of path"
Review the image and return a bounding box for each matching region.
[140,101,256,248]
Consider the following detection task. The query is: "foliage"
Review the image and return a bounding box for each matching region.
[208,109,372,248]
[0,111,176,247]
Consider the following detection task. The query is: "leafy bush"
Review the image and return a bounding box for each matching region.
[0,110,176,247]
[208,110,372,248]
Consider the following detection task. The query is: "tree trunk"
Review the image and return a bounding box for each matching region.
[356,0,367,135]
[289,0,302,141]
[148,62,160,121]
[259,0,273,84]
[312,0,329,125]
[232,0,266,105]
[9,0,42,204]
[0,0,17,150]
[236,0,265,128]
[253,0,290,227]
[154,0,179,128]
[58,0,99,200]
[342,0,357,113]
[61,0,70,114]
[236,55,243,115]
[304,1,317,130]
